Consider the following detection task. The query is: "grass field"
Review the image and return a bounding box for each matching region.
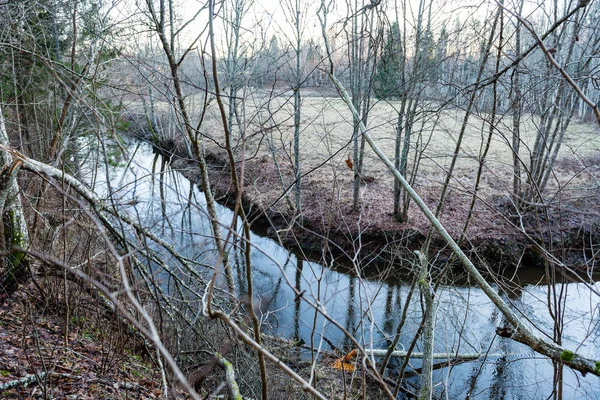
[128,87,600,240]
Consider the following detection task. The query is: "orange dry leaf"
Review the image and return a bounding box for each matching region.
[343,349,357,361]
[332,349,358,372]
[332,358,356,372]
[345,154,353,170]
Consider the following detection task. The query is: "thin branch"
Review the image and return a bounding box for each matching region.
[318,2,600,378]
[496,0,600,125]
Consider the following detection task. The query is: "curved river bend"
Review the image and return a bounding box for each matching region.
[89,139,600,399]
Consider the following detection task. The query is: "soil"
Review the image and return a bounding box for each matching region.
[136,127,600,275]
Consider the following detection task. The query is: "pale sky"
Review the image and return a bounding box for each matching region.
[109,0,551,58]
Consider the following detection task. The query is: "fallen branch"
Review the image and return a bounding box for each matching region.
[0,371,150,393]
[0,372,46,391]
[497,326,600,377]
[205,308,328,400]
[215,352,243,400]
[365,350,485,360]
[0,145,207,281]
[0,146,203,399]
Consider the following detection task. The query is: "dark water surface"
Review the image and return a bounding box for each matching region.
[89,139,600,399]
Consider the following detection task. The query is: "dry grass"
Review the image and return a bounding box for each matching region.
[154,88,599,193]
[127,87,600,246]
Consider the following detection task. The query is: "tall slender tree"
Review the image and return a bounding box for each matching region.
[0,107,29,298]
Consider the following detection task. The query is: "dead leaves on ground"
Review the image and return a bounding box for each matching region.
[0,291,165,399]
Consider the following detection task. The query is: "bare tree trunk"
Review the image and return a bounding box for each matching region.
[435,7,501,217]
[416,251,434,400]
[348,0,379,211]
[524,11,581,204]
[462,3,504,236]
[319,9,600,376]
[293,84,302,215]
[511,1,523,202]
[292,0,303,216]
[144,0,235,291]
[225,0,245,142]
[393,93,406,216]
[207,1,269,397]
[396,0,429,221]
[0,107,29,298]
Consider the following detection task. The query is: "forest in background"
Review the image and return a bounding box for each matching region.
[0,0,599,398]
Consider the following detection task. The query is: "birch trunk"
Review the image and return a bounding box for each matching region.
[318,7,600,377]
[0,106,29,297]
[417,251,434,400]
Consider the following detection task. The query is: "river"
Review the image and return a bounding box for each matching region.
[87,138,600,399]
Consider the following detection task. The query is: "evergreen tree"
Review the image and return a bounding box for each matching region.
[374,22,403,99]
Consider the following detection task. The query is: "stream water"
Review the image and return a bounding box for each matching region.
[87,138,600,399]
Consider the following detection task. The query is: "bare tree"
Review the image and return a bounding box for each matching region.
[1,0,599,399]
[280,0,312,216]
[141,0,235,290]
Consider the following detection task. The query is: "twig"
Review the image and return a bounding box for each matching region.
[319,1,600,378]
[495,0,600,125]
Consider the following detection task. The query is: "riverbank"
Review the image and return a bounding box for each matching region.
[133,126,600,275]
[1,281,394,399]
[0,282,164,399]
[2,153,396,399]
